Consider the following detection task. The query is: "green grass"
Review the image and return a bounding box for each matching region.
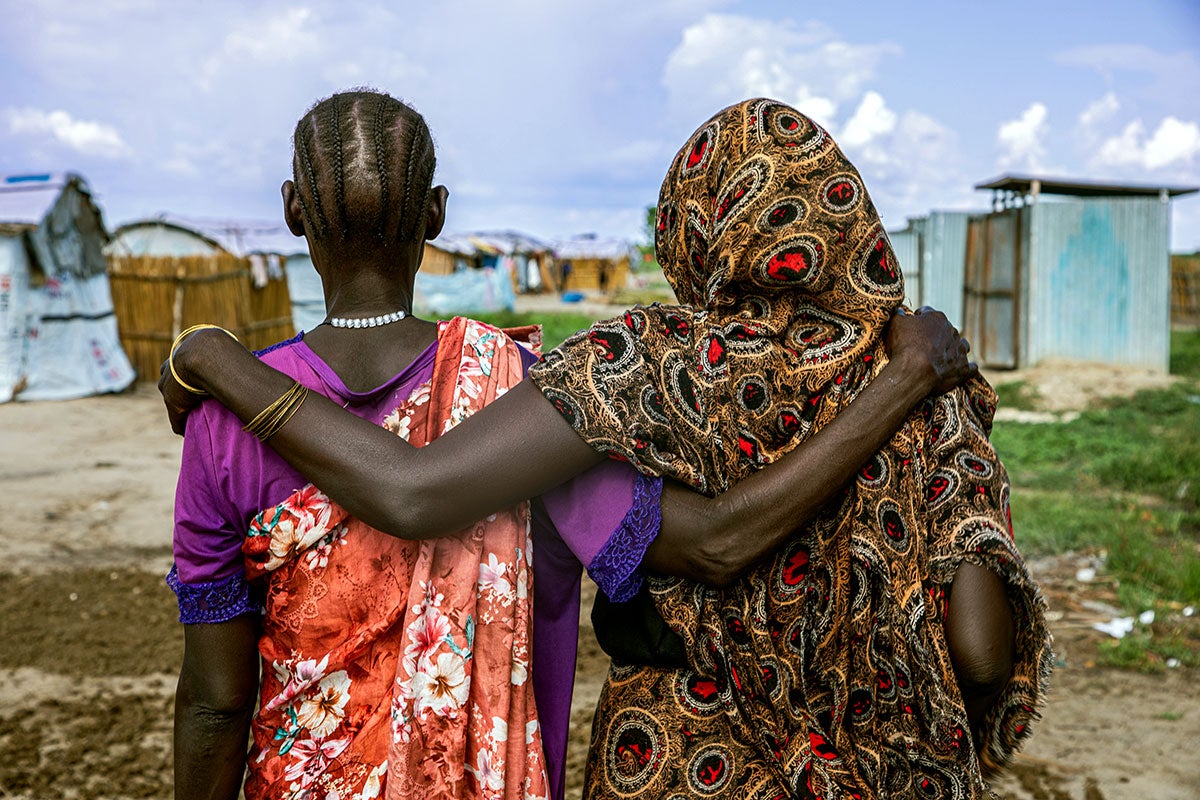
[992,380,1042,412]
[1171,327,1200,379]
[993,339,1200,669]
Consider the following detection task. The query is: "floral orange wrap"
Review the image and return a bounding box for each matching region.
[240,317,549,800]
[529,99,1052,799]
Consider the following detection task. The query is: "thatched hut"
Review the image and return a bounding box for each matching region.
[550,235,633,294]
[106,216,297,379]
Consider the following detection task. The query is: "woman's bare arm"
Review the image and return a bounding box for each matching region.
[163,310,971,547]
[175,617,260,800]
[164,333,603,536]
[645,308,975,586]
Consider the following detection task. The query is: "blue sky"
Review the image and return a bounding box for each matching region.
[2,0,1199,250]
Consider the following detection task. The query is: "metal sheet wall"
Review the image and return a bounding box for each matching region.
[922,212,971,328]
[888,223,922,310]
[1023,197,1170,371]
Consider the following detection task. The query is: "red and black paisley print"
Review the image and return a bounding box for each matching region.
[527,98,1051,800]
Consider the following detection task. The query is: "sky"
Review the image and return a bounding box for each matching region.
[2,0,1199,251]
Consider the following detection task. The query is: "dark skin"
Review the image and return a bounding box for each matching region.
[169,178,1011,799]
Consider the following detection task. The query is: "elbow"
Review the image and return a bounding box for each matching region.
[952,650,1014,702]
[367,480,444,540]
[690,531,741,588]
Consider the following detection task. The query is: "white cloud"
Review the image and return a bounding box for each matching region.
[6,107,130,158]
[663,15,900,129]
[1078,92,1120,129]
[840,91,897,149]
[200,7,320,89]
[1143,117,1200,169]
[997,103,1049,170]
[1094,116,1200,170]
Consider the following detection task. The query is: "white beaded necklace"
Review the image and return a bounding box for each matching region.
[327,309,408,329]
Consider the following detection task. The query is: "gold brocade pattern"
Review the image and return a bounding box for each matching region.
[529,99,1052,799]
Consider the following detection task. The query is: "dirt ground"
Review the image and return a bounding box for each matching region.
[1,369,1197,799]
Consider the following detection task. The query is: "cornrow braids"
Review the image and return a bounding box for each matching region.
[294,120,327,237]
[291,89,437,245]
[372,94,390,238]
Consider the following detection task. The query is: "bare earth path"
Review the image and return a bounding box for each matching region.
[0,384,1196,798]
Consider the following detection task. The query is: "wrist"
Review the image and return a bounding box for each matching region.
[881,351,935,403]
[175,328,237,394]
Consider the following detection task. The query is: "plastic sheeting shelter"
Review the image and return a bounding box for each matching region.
[0,173,134,402]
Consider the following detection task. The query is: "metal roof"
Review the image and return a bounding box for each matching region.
[975,173,1198,199]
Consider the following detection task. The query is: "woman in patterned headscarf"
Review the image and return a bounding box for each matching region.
[526,99,1051,799]
[163,98,1048,799]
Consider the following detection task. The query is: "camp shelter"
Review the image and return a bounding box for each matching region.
[106,216,297,378]
[421,233,481,276]
[550,235,632,294]
[467,231,556,293]
[0,172,134,402]
[961,176,1198,372]
[887,211,976,327]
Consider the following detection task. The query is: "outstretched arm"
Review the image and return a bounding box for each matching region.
[163,309,970,546]
[646,307,975,585]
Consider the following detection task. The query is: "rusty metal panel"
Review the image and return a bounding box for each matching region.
[1024,198,1169,371]
[963,210,1022,369]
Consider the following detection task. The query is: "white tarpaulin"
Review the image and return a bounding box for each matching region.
[0,173,134,402]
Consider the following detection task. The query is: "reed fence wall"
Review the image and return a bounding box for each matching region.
[108,253,294,380]
[1172,253,1200,326]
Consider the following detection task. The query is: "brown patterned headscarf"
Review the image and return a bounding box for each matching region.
[530,98,905,493]
[532,99,1051,799]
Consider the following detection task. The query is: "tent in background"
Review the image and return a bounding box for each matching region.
[0,173,134,402]
[105,216,296,376]
[109,216,325,334]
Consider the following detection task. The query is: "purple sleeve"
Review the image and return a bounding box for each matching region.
[167,403,260,624]
[540,460,664,602]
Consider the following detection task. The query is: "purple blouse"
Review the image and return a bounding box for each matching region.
[168,333,661,800]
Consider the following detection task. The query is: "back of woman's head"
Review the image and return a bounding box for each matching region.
[292,89,435,245]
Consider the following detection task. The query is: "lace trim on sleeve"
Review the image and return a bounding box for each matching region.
[586,473,664,603]
[166,564,262,625]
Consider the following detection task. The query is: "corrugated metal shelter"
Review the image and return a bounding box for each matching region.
[106,216,296,377]
[0,173,134,401]
[964,175,1197,371]
[888,211,974,327]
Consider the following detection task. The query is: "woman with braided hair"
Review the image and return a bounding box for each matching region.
[164,93,1030,800]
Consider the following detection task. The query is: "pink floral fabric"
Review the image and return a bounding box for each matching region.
[241,317,549,800]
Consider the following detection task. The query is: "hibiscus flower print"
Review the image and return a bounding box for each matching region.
[402,602,451,675]
[478,553,512,600]
[282,484,333,534]
[467,747,504,794]
[295,670,352,738]
[266,655,330,713]
[412,651,470,718]
[283,736,350,786]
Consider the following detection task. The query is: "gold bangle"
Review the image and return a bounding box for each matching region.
[242,381,310,442]
[169,324,240,396]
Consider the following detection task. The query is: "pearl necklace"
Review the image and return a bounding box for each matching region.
[327,309,408,329]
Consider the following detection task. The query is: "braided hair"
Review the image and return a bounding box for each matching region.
[292,89,436,244]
